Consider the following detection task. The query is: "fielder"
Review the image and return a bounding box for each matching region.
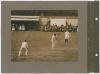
[18,40,28,56]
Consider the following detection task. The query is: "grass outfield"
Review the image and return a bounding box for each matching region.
[11,31,79,62]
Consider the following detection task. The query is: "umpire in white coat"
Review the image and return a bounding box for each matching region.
[65,30,70,45]
[51,33,57,48]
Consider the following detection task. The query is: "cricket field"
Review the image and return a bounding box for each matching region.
[11,31,79,62]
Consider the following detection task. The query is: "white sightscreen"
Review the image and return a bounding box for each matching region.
[50,19,66,26]
[50,18,78,26]
[66,19,78,26]
[41,18,48,25]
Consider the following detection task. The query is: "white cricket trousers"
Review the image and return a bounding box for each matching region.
[51,41,56,48]
[18,47,28,56]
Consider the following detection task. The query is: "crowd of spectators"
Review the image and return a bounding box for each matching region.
[40,23,78,32]
[12,22,78,32]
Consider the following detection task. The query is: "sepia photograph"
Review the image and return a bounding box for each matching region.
[11,10,79,62]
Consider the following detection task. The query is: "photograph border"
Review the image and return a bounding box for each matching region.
[1,1,87,73]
